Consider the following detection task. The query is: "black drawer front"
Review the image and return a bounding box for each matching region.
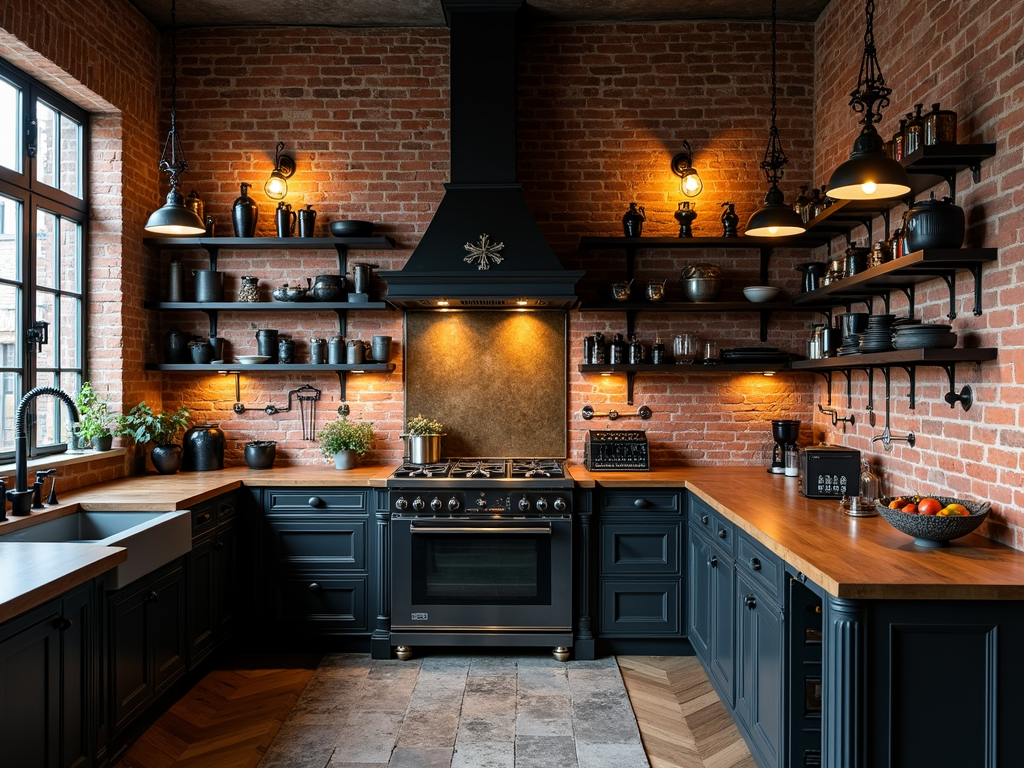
[191,504,217,538]
[736,532,784,603]
[266,521,366,572]
[266,490,368,514]
[270,577,367,632]
[599,580,681,635]
[601,490,681,514]
[688,493,735,554]
[601,523,682,575]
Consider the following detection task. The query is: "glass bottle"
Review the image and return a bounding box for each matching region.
[904,104,925,156]
[794,185,811,223]
[807,188,822,220]
[651,337,666,365]
[628,335,645,364]
[609,333,626,364]
[891,118,907,160]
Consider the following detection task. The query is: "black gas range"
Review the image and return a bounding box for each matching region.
[386,458,574,515]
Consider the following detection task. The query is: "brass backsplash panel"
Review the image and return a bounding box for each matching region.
[405,311,567,458]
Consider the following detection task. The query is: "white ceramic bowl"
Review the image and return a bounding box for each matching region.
[743,285,781,302]
[236,355,271,365]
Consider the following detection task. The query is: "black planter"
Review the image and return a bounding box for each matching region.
[181,423,226,471]
[91,434,114,451]
[151,443,183,475]
[244,440,277,469]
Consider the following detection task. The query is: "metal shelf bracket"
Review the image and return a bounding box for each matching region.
[940,364,974,411]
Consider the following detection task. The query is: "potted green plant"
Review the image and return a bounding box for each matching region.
[318,417,375,470]
[404,414,444,464]
[75,382,123,451]
[120,402,191,474]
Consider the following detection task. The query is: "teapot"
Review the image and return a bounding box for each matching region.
[311,274,345,301]
[645,279,667,302]
[902,192,965,252]
[610,278,634,302]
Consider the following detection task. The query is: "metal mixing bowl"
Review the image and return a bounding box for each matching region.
[681,277,722,302]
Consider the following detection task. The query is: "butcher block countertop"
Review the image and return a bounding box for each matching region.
[3,462,1024,625]
[572,465,1024,601]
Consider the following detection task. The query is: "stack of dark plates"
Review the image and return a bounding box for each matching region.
[892,322,957,350]
[837,334,861,356]
[857,314,897,353]
[720,346,802,363]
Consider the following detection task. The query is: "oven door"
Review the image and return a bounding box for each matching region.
[391,514,572,632]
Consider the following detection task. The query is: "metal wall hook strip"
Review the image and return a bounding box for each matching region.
[581,404,653,421]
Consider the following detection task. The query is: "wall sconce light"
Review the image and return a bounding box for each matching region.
[826,0,910,200]
[145,0,205,236]
[264,141,296,200]
[671,140,703,197]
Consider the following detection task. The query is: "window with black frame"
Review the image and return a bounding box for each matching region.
[0,60,88,463]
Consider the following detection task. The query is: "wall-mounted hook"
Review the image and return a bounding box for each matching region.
[817,403,855,429]
[944,385,973,411]
[582,404,653,421]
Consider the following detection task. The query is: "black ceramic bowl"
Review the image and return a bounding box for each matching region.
[244,440,277,469]
[330,220,374,238]
[875,496,990,548]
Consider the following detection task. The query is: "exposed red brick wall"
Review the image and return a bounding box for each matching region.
[812,0,1024,547]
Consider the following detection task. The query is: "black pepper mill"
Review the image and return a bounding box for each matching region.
[720,201,739,237]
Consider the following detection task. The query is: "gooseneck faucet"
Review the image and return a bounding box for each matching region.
[11,387,81,506]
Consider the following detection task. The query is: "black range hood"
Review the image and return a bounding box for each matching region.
[379,0,584,309]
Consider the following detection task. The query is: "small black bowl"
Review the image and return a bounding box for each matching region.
[330,220,374,238]
[244,440,277,469]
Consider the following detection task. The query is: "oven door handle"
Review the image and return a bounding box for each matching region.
[410,525,552,535]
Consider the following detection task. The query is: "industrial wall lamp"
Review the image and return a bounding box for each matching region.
[671,141,703,197]
[264,141,296,200]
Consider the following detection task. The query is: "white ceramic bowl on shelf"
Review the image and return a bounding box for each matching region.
[236,355,271,365]
[742,285,781,302]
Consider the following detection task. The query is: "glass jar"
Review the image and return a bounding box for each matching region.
[673,333,698,363]
[238,275,260,303]
[924,102,957,146]
[904,104,925,156]
[891,118,907,161]
[608,333,626,364]
[841,459,881,517]
[628,336,645,364]
[651,337,666,365]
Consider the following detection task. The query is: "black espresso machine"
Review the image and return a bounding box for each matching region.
[799,445,861,498]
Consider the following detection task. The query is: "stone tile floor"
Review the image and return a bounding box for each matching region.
[257,653,651,768]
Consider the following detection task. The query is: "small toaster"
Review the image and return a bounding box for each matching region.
[799,446,861,498]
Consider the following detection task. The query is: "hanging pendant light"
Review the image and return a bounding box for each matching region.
[826,0,910,201]
[145,0,205,236]
[746,0,805,237]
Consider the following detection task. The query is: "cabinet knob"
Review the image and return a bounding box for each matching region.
[634,498,650,509]
[53,616,73,631]
[708,555,718,568]
[214,541,224,550]
[745,595,756,610]
[308,496,323,508]
[149,591,159,602]
[308,582,322,592]
[749,557,761,571]
[701,515,709,525]
[718,529,728,540]
[196,512,212,525]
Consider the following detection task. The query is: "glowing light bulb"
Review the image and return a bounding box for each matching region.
[860,181,877,195]
[768,226,779,235]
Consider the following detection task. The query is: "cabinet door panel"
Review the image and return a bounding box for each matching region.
[686,527,712,661]
[150,565,187,695]
[187,535,216,668]
[599,580,680,636]
[736,576,784,768]
[61,584,93,768]
[270,577,368,632]
[109,587,151,732]
[0,611,61,768]
[709,551,736,706]
[601,522,681,575]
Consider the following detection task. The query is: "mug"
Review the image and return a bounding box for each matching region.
[371,335,392,362]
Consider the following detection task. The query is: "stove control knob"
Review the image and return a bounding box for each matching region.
[518,496,531,512]
[535,497,548,511]
[412,497,426,511]
[430,497,443,512]
[447,497,461,511]
[476,497,488,509]
[395,496,409,511]
[552,496,567,512]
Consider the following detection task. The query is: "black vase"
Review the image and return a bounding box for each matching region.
[244,440,277,469]
[181,423,226,471]
[232,182,259,237]
[151,443,183,475]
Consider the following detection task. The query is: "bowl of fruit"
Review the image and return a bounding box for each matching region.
[876,495,991,548]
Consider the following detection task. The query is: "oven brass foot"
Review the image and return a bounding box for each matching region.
[553,646,570,662]
[395,645,413,660]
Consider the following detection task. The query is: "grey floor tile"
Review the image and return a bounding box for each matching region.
[332,710,405,763]
[452,740,515,768]
[572,692,642,744]
[515,692,573,737]
[396,708,461,748]
[468,656,520,675]
[388,747,454,768]
[514,735,578,768]
[465,673,516,697]
[260,724,339,768]
[575,741,649,768]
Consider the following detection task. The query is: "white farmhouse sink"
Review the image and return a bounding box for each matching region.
[0,510,192,589]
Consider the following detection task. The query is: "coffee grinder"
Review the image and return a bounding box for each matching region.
[769,419,801,475]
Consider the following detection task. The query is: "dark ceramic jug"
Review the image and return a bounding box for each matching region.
[165,330,191,364]
[181,423,226,472]
[232,182,258,237]
[622,203,645,237]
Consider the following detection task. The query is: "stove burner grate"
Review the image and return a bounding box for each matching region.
[393,461,452,478]
[510,459,565,479]
[450,459,507,479]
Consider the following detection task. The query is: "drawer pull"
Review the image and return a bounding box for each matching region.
[308,582,322,592]
[53,616,73,632]
[196,512,212,525]
[634,498,650,509]
[718,529,728,540]
[308,496,323,508]
[148,591,159,602]
[701,515,709,525]
[220,504,235,517]
[708,555,718,568]
[750,557,762,571]
[745,595,756,610]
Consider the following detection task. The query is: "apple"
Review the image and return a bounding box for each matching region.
[917,497,942,516]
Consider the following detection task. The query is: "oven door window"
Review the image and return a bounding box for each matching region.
[410,529,552,605]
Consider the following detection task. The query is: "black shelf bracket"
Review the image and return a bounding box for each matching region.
[810,371,834,405]
[200,307,220,337]
[940,364,974,411]
[626,370,637,406]
[970,263,985,316]
[896,365,917,410]
[334,244,349,280]
[758,247,770,285]
[203,245,221,272]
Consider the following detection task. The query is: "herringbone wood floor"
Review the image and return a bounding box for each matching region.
[114,655,751,768]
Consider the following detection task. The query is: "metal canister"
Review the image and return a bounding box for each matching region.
[310,337,326,364]
[328,335,344,364]
[168,260,184,302]
[277,335,294,364]
[608,334,626,364]
[591,332,606,364]
[346,338,364,364]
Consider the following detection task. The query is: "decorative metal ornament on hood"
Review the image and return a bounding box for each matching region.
[745,0,805,238]
[378,0,584,309]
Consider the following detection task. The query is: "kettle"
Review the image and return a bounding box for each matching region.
[610,278,633,301]
[902,192,965,252]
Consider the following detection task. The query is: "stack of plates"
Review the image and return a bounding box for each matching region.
[857,314,897,353]
[721,347,801,363]
[892,323,957,350]
[837,334,861,356]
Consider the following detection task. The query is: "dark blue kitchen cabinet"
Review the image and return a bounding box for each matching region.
[259,489,371,640]
[0,579,98,768]
[187,493,239,669]
[596,490,685,645]
[108,560,186,735]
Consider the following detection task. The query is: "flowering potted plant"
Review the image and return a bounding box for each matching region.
[120,402,191,474]
[404,414,444,464]
[318,417,375,470]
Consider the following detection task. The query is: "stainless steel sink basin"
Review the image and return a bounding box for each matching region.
[0,510,192,589]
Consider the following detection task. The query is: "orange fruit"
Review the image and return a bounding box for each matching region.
[918,498,942,516]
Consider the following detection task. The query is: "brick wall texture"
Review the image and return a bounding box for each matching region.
[2,0,1022,547]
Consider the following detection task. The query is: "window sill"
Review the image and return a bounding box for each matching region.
[0,447,127,476]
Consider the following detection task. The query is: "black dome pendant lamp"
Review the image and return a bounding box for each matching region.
[745,0,805,238]
[145,0,205,236]
[826,0,910,201]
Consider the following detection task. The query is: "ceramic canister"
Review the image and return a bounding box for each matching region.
[181,423,226,471]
